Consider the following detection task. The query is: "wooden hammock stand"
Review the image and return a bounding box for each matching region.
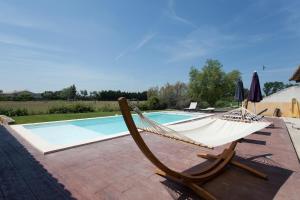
[118,97,267,200]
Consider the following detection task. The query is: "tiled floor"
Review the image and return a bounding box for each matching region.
[2,117,300,200]
[283,117,300,160]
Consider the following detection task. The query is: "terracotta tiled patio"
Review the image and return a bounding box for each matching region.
[1,117,300,200]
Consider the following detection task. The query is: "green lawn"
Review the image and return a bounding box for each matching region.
[12,111,120,124]
[0,100,121,115]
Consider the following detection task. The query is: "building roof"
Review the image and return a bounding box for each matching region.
[290,65,300,82]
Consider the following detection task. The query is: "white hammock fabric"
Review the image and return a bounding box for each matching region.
[132,106,271,148]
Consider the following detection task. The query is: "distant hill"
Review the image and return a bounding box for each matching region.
[0,90,42,100]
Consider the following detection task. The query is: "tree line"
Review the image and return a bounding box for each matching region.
[1,59,296,106]
[147,59,297,109]
[0,85,147,101]
[263,81,296,96]
[147,59,244,108]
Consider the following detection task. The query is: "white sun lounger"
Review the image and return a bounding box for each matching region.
[184,102,197,111]
[200,107,215,112]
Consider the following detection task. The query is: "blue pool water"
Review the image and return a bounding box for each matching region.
[23,112,193,146]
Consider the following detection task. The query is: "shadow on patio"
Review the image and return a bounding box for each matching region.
[0,126,74,200]
[161,154,293,199]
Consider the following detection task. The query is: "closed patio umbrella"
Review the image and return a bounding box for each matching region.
[234,79,244,107]
[248,71,263,113]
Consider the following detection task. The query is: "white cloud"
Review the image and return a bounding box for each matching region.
[0,1,112,37]
[157,25,272,63]
[160,27,236,63]
[114,47,130,61]
[166,0,197,28]
[135,33,156,50]
[115,32,156,61]
[0,46,130,92]
[0,1,55,31]
[0,33,66,52]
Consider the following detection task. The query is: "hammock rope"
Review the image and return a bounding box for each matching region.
[128,101,268,148]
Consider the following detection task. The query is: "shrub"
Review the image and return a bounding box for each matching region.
[158,101,167,110]
[13,108,29,116]
[49,104,95,114]
[175,99,190,109]
[97,104,117,112]
[72,104,94,113]
[0,108,28,116]
[49,106,67,114]
[135,97,167,111]
[215,100,231,108]
[197,101,210,109]
[148,96,160,110]
[137,102,150,111]
[0,108,11,116]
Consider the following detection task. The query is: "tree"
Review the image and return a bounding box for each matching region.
[189,59,226,106]
[69,85,77,100]
[80,90,88,99]
[188,59,242,106]
[159,83,176,107]
[148,96,161,110]
[159,82,189,108]
[1,86,146,101]
[14,91,34,101]
[263,81,285,96]
[224,70,241,98]
[41,91,57,100]
[59,85,77,100]
[146,82,189,109]
[172,82,189,108]
[90,91,101,100]
[244,88,250,99]
[147,87,159,99]
[0,90,3,100]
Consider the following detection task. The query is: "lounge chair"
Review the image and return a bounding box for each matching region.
[0,115,15,125]
[184,102,197,111]
[200,107,215,112]
[118,97,270,200]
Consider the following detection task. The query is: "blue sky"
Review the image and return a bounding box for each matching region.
[0,0,299,92]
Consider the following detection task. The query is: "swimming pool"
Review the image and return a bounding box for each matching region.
[11,112,209,154]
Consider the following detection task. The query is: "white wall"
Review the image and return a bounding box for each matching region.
[262,85,300,103]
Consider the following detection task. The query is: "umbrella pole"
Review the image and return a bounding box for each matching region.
[254,103,256,114]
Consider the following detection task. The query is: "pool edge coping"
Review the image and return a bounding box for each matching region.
[10,111,212,154]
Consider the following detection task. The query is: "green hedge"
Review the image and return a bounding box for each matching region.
[215,100,238,108]
[197,101,210,109]
[0,108,29,116]
[138,96,167,111]
[97,104,118,112]
[49,104,95,114]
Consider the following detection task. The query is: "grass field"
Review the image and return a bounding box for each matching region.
[0,101,120,115]
[0,100,149,124]
[12,111,120,124]
[1,100,235,124]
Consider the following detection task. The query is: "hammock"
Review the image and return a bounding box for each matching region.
[132,105,271,148]
[119,97,269,199]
